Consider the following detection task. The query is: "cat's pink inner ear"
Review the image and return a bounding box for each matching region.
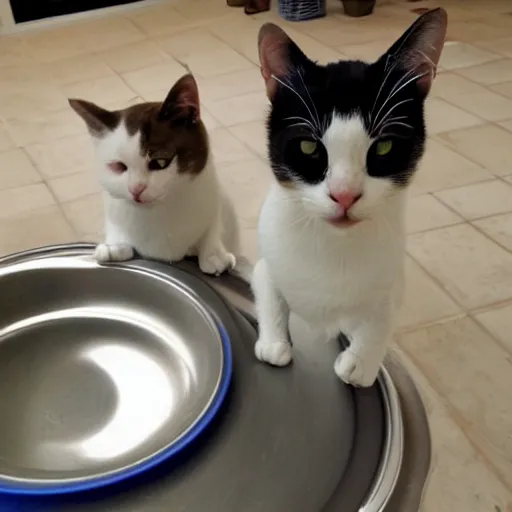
[258,23,292,99]
[161,74,201,122]
[175,74,201,119]
[405,9,448,94]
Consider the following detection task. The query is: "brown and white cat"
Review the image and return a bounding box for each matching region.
[69,74,239,275]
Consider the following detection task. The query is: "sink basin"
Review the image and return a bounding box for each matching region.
[0,244,431,512]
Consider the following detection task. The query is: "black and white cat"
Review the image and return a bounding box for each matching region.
[252,9,447,387]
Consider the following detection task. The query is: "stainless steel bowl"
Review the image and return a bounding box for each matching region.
[0,244,431,512]
[0,250,231,492]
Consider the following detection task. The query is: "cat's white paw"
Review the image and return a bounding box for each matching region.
[334,350,381,387]
[199,250,236,276]
[94,244,134,263]
[255,339,293,367]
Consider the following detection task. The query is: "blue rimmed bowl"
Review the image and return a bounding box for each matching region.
[0,246,232,496]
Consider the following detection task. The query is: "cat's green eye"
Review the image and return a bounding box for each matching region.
[148,158,171,171]
[376,140,393,156]
[300,140,318,155]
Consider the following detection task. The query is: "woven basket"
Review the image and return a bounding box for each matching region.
[278,0,326,21]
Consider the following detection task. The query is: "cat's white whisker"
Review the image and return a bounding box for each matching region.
[297,68,321,132]
[372,98,414,136]
[372,71,425,132]
[272,74,320,135]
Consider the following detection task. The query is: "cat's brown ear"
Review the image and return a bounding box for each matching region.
[383,8,447,95]
[159,74,200,124]
[258,23,302,101]
[68,99,120,134]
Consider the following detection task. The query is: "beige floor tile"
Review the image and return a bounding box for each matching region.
[439,124,512,176]
[4,109,86,146]
[396,257,462,331]
[240,227,259,263]
[25,134,95,179]
[425,98,484,135]
[406,194,462,234]
[24,28,90,63]
[283,28,347,65]
[0,36,33,68]
[196,68,262,103]
[336,40,392,62]
[63,75,137,106]
[0,205,76,256]
[173,0,231,21]
[456,59,512,85]
[0,183,55,219]
[412,138,492,194]
[45,54,113,85]
[125,5,192,36]
[0,85,68,119]
[206,91,269,127]
[121,60,186,96]
[395,349,512,512]
[67,17,146,54]
[475,303,512,355]
[218,158,271,229]
[97,40,171,74]
[476,36,512,59]
[447,21,511,43]
[0,149,42,190]
[498,119,512,133]
[435,180,512,220]
[491,81,512,100]
[182,47,254,78]
[209,128,254,164]
[208,16,260,64]
[229,121,268,160]
[439,42,501,70]
[0,124,14,152]
[473,212,512,252]
[48,171,100,204]
[301,17,398,47]
[408,224,512,309]
[431,72,488,101]
[62,193,104,238]
[157,29,228,58]
[445,89,512,122]
[398,317,512,490]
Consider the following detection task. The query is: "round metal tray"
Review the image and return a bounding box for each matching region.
[0,245,432,512]
[0,251,232,495]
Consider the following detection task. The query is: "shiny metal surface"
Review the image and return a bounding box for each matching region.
[0,244,432,512]
[0,251,227,488]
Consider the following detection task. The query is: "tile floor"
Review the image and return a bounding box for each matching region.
[1,0,512,509]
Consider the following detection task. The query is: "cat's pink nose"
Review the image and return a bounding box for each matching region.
[129,183,147,200]
[329,191,362,210]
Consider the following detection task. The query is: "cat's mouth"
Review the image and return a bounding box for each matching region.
[327,214,361,228]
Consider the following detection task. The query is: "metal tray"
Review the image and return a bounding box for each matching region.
[0,245,431,512]
[0,250,232,495]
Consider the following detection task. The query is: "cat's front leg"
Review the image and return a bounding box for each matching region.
[252,259,292,366]
[94,244,134,263]
[197,212,236,275]
[334,308,392,388]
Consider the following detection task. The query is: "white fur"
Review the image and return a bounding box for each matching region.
[92,121,239,274]
[252,115,405,387]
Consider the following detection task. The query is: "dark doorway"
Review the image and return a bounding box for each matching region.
[10,0,143,23]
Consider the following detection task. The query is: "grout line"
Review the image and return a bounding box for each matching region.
[397,338,512,494]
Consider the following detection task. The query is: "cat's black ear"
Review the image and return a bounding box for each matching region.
[381,8,447,95]
[159,74,200,124]
[68,99,120,134]
[258,23,307,101]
